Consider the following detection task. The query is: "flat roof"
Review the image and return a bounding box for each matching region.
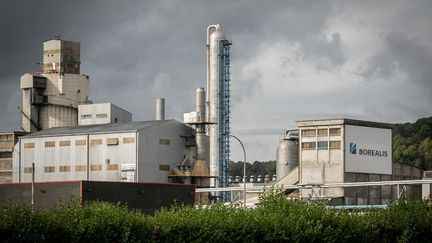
[296,118,394,129]
[23,119,177,138]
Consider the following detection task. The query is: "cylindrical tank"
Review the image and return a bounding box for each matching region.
[156,98,165,120]
[196,133,208,161]
[276,131,299,180]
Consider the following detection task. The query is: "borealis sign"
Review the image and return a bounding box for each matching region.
[345,125,392,175]
[349,143,389,157]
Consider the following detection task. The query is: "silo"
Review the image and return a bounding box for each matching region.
[276,130,299,180]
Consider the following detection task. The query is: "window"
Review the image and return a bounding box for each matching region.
[96,113,108,119]
[301,129,316,137]
[159,164,170,171]
[90,139,102,145]
[24,167,33,173]
[75,165,86,172]
[301,142,316,150]
[330,141,341,149]
[106,138,119,146]
[44,166,55,173]
[159,139,170,145]
[59,140,71,146]
[329,128,341,136]
[107,164,119,171]
[59,166,70,172]
[123,137,135,144]
[317,129,328,137]
[81,114,92,119]
[317,141,328,150]
[75,140,86,146]
[90,164,102,171]
[45,141,55,147]
[24,142,35,148]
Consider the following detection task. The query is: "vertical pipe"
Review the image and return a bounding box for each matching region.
[135,131,139,182]
[156,98,165,121]
[18,138,21,182]
[86,134,89,180]
[31,162,35,211]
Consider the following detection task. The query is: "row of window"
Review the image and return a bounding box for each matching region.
[81,114,108,119]
[301,128,341,137]
[24,137,136,149]
[23,164,120,173]
[301,141,341,150]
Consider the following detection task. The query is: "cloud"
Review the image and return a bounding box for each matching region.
[1,0,432,161]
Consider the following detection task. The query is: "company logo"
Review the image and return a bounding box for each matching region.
[349,142,388,157]
[349,143,357,154]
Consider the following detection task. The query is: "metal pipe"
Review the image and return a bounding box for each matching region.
[206,24,220,122]
[156,98,165,120]
[207,25,226,184]
[229,134,247,208]
[86,134,89,180]
[31,162,35,211]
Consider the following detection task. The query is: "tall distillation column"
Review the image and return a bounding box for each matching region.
[207,24,231,194]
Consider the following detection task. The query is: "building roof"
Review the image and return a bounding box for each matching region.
[23,120,178,138]
[296,118,394,129]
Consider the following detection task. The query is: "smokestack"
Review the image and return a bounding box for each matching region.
[196,87,205,121]
[156,98,165,120]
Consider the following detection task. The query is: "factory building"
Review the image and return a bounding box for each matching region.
[276,118,422,205]
[78,103,132,125]
[20,37,91,132]
[13,119,194,183]
[0,132,27,182]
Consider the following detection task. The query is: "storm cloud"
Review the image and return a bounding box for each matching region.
[0,0,431,161]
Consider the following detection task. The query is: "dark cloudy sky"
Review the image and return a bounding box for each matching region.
[1,0,431,162]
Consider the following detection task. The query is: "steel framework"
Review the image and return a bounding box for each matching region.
[218,41,231,200]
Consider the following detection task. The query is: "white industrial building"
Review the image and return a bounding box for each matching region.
[13,120,194,183]
[276,118,422,205]
[78,103,132,125]
[20,37,91,132]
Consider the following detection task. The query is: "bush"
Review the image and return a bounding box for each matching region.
[1,191,432,242]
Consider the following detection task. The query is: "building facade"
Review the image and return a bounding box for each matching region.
[0,132,27,182]
[78,103,132,126]
[20,38,91,132]
[296,118,421,204]
[13,120,194,183]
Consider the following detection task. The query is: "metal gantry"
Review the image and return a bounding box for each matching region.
[218,41,231,201]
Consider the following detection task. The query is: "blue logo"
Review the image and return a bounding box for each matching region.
[350,143,357,154]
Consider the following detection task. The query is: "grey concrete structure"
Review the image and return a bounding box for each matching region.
[20,38,91,132]
[292,118,422,205]
[0,132,27,182]
[13,120,194,183]
[78,103,132,125]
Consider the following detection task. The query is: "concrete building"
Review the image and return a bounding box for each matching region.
[78,103,132,126]
[275,118,422,205]
[20,37,91,132]
[0,132,27,182]
[13,120,194,183]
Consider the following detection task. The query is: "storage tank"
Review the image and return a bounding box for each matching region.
[276,130,299,180]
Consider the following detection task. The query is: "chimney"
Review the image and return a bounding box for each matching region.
[156,98,165,120]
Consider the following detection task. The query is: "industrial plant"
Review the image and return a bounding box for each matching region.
[1,25,431,209]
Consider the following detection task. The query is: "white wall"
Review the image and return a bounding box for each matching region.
[344,125,392,175]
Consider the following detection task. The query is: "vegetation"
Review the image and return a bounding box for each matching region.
[230,160,276,177]
[393,116,432,170]
[1,190,432,242]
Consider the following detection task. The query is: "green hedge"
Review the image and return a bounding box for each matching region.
[1,190,432,242]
